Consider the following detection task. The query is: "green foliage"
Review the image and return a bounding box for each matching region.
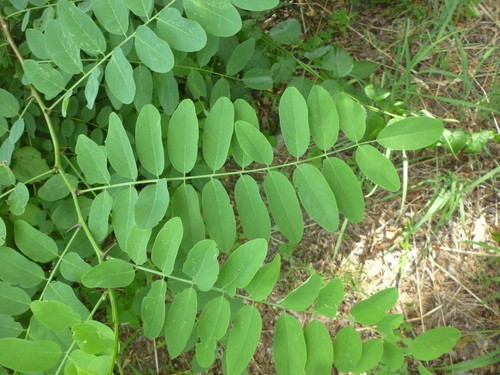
[0,1,460,374]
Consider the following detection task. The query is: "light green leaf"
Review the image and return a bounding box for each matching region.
[408,327,461,360]
[235,120,274,165]
[75,134,110,184]
[105,48,136,105]
[333,326,362,372]
[244,254,280,301]
[25,28,50,60]
[0,282,31,315]
[124,0,153,17]
[293,163,339,232]
[0,164,15,186]
[44,20,82,75]
[88,190,113,242]
[202,179,236,253]
[314,278,344,317]
[183,240,219,291]
[195,339,217,369]
[323,157,365,223]
[81,258,135,288]
[308,85,339,150]
[141,279,167,339]
[279,86,310,158]
[242,67,273,90]
[226,305,261,375]
[84,66,102,110]
[45,281,90,320]
[0,246,45,288]
[8,118,24,144]
[418,362,434,375]
[281,273,323,311]
[231,0,279,11]
[202,97,234,171]
[135,104,164,176]
[91,0,129,35]
[234,98,259,127]
[0,338,61,373]
[210,77,231,107]
[377,117,444,150]
[126,225,151,265]
[269,18,302,45]
[197,295,230,341]
[72,320,114,355]
[355,145,400,192]
[135,180,169,229]
[14,220,58,263]
[60,252,91,283]
[184,0,242,37]
[351,287,399,325]
[23,60,65,99]
[382,342,405,370]
[168,99,199,174]
[157,7,207,52]
[0,314,23,338]
[7,182,29,216]
[187,70,207,99]
[273,313,307,375]
[152,217,183,276]
[135,25,174,73]
[336,92,366,142]
[172,184,205,250]
[30,300,81,331]
[218,239,267,292]
[264,171,304,243]
[304,320,333,375]
[0,89,19,118]
[38,173,77,202]
[0,219,4,247]
[105,112,137,180]
[112,187,137,251]
[165,287,197,358]
[234,175,271,241]
[321,47,353,77]
[57,0,106,55]
[226,38,255,75]
[353,339,383,374]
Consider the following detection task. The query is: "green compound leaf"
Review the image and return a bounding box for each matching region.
[126,226,151,265]
[44,20,83,75]
[0,314,23,338]
[105,112,137,180]
[88,190,113,242]
[293,163,339,232]
[202,179,236,253]
[152,217,183,276]
[226,37,255,75]
[353,338,384,374]
[377,117,444,150]
[308,85,339,151]
[408,327,461,361]
[279,86,310,158]
[57,0,106,56]
[0,246,45,288]
[235,120,274,166]
[203,97,234,171]
[234,175,271,241]
[136,104,164,176]
[30,300,81,331]
[304,320,334,375]
[0,338,61,373]
[335,92,366,142]
[172,184,205,250]
[218,239,268,293]
[244,254,280,301]
[264,171,304,244]
[231,0,279,11]
[183,240,219,291]
[72,320,114,355]
[168,99,199,174]
[197,295,231,342]
[14,220,59,263]
[314,278,344,317]
[60,252,91,283]
[273,313,307,375]
[135,180,169,230]
[81,258,135,288]
[323,157,365,223]
[226,305,262,375]
[0,281,31,315]
[91,0,129,35]
[135,25,174,73]
[124,0,153,17]
[351,287,399,325]
[141,279,167,339]
[184,0,242,37]
[23,60,66,100]
[7,182,29,216]
[105,48,136,105]
[333,326,362,372]
[280,273,323,311]
[75,134,110,184]
[0,89,19,118]
[165,287,197,358]
[355,145,400,192]
[157,7,207,52]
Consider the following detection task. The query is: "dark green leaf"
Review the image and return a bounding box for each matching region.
[105,112,137,180]
[134,66,153,111]
[203,97,234,171]
[135,104,164,176]
[336,92,366,142]
[184,0,242,37]
[281,273,323,311]
[0,246,45,288]
[304,320,333,375]
[0,338,61,373]
[75,134,110,184]
[408,327,461,360]
[244,254,280,301]
[23,60,66,99]
[91,0,129,35]
[105,48,136,105]
[165,287,197,358]
[321,47,353,77]
[377,117,444,150]
[355,145,400,192]
[182,240,219,291]
[172,184,205,250]
[242,68,273,90]
[269,19,302,45]
[314,278,344,317]
[156,71,179,115]
[351,287,398,325]
[157,7,207,52]
[0,282,31,315]
[81,258,135,288]
[30,300,81,331]
[186,70,207,99]
[273,313,307,375]
[135,180,169,229]
[14,220,58,262]
[141,279,167,339]
[279,86,310,158]
[152,217,183,276]
[44,20,83,75]
[333,326,362,372]
[308,85,339,150]
[0,89,19,118]
[135,25,174,73]
[235,120,274,165]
